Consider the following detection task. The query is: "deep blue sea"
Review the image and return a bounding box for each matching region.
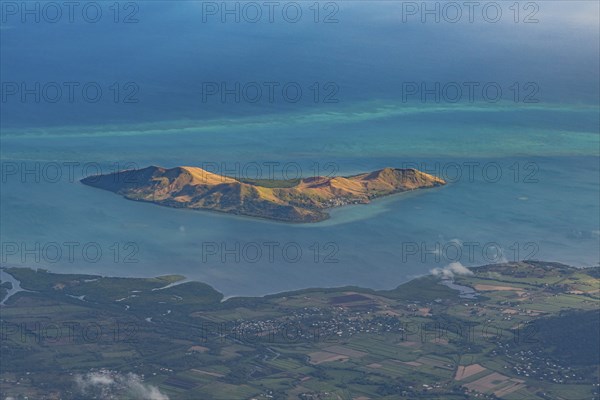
[1,1,599,296]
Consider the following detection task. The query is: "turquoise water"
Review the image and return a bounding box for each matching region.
[1,104,599,296]
[1,2,599,295]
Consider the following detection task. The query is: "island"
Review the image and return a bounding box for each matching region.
[80,166,446,222]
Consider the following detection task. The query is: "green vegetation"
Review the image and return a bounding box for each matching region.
[513,310,600,366]
[379,275,459,302]
[0,280,12,303]
[1,261,598,400]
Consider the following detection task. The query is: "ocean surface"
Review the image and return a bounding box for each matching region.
[1,1,599,296]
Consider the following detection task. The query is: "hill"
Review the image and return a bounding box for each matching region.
[81,166,446,222]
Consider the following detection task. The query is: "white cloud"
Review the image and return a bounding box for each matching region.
[75,371,169,400]
[431,262,473,279]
